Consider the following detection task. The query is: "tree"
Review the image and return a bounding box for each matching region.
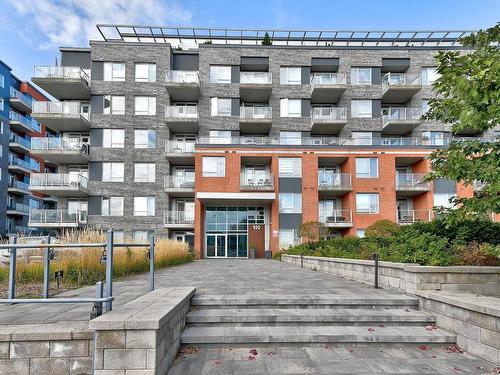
[262,32,272,46]
[297,221,329,243]
[423,24,500,222]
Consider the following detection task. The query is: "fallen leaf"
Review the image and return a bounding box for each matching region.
[377,323,385,327]
[368,328,375,332]
[348,348,354,353]
[248,355,256,360]
[249,348,258,356]
[432,355,437,359]
[419,345,429,351]
[443,345,464,354]
[214,360,223,366]
[267,352,275,357]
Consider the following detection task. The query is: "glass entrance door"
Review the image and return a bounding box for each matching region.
[206,234,226,258]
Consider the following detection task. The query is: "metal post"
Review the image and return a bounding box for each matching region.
[90,281,104,319]
[300,254,304,268]
[43,236,51,298]
[8,236,17,300]
[105,229,113,312]
[372,252,379,289]
[149,235,155,292]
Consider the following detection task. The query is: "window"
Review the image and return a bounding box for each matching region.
[135,63,156,82]
[279,193,302,213]
[421,99,430,114]
[202,157,225,177]
[356,193,379,214]
[102,162,124,182]
[132,230,153,242]
[280,131,302,145]
[103,62,125,81]
[351,67,372,85]
[133,197,155,216]
[0,98,3,111]
[279,229,300,249]
[134,96,156,115]
[355,158,378,178]
[423,131,450,146]
[102,129,124,148]
[209,65,232,83]
[280,67,301,85]
[352,132,374,145]
[101,197,124,216]
[134,129,156,149]
[422,67,439,85]
[356,229,366,238]
[279,158,302,177]
[134,163,155,182]
[0,121,3,134]
[210,98,232,116]
[280,99,301,117]
[103,95,125,115]
[351,100,372,118]
[0,74,4,88]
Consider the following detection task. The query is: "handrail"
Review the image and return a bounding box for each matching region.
[240,106,272,119]
[240,71,272,84]
[165,139,197,153]
[164,210,195,224]
[317,173,352,189]
[10,87,33,107]
[33,101,89,120]
[164,175,195,189]
[240,172,274,190]
[31,137,89,154]
[33,65,90,85]
[382,72,421,91]
[319,209,353,224]
[9,133,31,148]
[310,72,347,85]
[311,107,347,122]
[166,70,199,83]
[165,105,198,118]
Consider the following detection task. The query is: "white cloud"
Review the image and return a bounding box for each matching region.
[9,0,192,49]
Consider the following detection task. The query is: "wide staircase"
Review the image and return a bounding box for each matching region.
[181,293,456,345]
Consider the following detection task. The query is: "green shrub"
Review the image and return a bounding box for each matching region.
[365,220,401,238]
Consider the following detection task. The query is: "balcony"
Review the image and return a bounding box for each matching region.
[163,211,195,229]
[9,133,31,153]
[164,175,195,197]
[318,173,352,196]
[240,173,274,191]
[239,72,272,102]
[9,111,38,133]
[32,101,90,131]
[310,73,347,103]
[32,66,90,100]
[382,73,421,103]
[164,105,198,132]
[8,155,37,174]
[165,70,199,101]
[395,173,431,196]
[319,209,353,228]
[239,106,273,134]
[30,137,90,164]
[310,107,348,134]
[8,179,30,195]
[7,202,30,216]
[397,209,432,225]
[165,140,196,165]
[382,108,422,134]
[9,87,32,113]
[29,173,89,197]
[28,209,87,228]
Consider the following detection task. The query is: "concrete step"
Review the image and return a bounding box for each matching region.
[181,325,456,345]
[186,308,436,326]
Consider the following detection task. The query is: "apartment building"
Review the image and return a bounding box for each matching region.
[27,26,498,256]
[0,59,56,238]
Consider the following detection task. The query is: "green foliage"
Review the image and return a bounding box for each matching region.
[365,220,401,238]
[423,24,500,221]
[262,32,272,45]
[297,221,329,242]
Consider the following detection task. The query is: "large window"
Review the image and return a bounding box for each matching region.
[101,197,124,216]
[134,163,155,182]
[279,229,300,249]
[102,162,124,182]
[351,100,372,118]
[134,129,156,149]
[210,97,232,116]
[279,193,302,213]
[280,99,301,117]
[209,65,232,83]
[279,157,302,177]
[356,193,379,214]
[103,95,125,115]
[103,62,125,81]
[351,67,372,85]
[135,63,156,82]
[134,96,156,115]
[422,67,439,85]
[202,157,225,177]
[102,129,124,148]
[280,67,301,85]
[355,158,378,178]
[133,197,155,216]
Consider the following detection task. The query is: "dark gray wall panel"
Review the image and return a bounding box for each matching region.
[279,213,302,229]
[61,50,91,69]
[231,66,240,83]
[88,196,102,215]
[172,53,199,70]
[91,61,103,81]
[279,178,302,193]
[311,57,339,72]
[372,100,382,118]
[89,162,102,182]
[91,95,103,114]
[371,67,382,85]
[381,58,410,73]
[301,99,311,117]
[301,67,311,84]
[90,128,103,147]
[434,178,456,194]
[240,57,269,71]
[231,98,240,116]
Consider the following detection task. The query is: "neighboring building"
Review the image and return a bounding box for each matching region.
[28,26,498,255]
[0,60,56,238]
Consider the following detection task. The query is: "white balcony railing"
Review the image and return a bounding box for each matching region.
[165,140,197,154]
[29,209,87,225]
[240,106,272,120]
[31,137,89,155]
[311,72,346,85]
[164,175,195,189]
[311,107,347,122]
[33,66,90,85]
[240,71,272,84]
[395,173,430,190]
[166,70,199,84]
[30,173,88,190]
[33,101,90,120]
[382,72,421,91]
[319,209,353,225]
[165,105,198,119]
[164,211,195,225]
[397,209,432,224]
[318,173,352,190]
[382,107,421,124]
[240,172,274,190]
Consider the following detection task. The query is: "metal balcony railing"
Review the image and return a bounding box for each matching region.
[31,137,89,154]
[240,71,272,84]
[311,107,347,122]
[165,70,199,84]
[163,211,195,225]
[9,111,37,130]
[8,179,29,191]
[319,209,353,225]
[33,101,90,120]
[382,108,421,124]
[30,173,88,189]
[7,201,30,213]
[240,106,272,120]
[310,72,347,85]
[33,66,90,85]
[9,87,33,108]
[397,209,432,224]
[29,209,87,225]
[395,173,430,190]
[165,140,197,154]
[240,172,274,190]
[318,173,352,190]
[382,72,421,91]
[164,175,195,189]
[9,133,31,149]
[8,155,33,170]
[165,105,198,119]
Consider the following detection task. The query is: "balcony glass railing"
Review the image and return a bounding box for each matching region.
[7,202,30,213]
[310,72,346,85]
[8,179,30,191]
[164,175,195,189]
[240,172,274,190]
[240,71,272,84]
[395,173,430,190]
[240,106,272,120]
[29,209,87,225]
[30,173,88,189]
[9,110,37,130]
[9,133,31,149]
[165,105,198,119]
[31,137,89,154]
[165,140,197,154]
[33,66,90,85]
[311,107,347,122]
[319,209,353,224]
[164,211,195,225]
[382,72,421,91]
[166,70,199,84]
[318,173,352,190]
[382,108,421,124]
[10,87,33,108]
[33,101,90,120]
[397,209,431,224]
[8,155,34,170]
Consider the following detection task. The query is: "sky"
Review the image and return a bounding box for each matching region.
[0,0,498,80]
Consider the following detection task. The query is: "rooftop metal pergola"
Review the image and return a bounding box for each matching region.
[95,24,474,49]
